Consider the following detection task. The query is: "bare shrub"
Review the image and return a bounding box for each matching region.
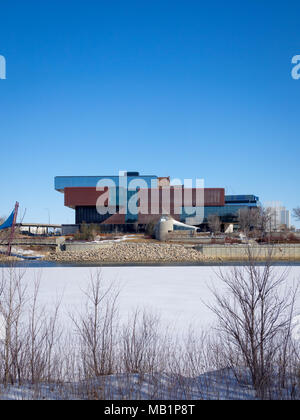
[71,272,120,379]
[74,223,95,241]
[208,248,299,399]
[145,222,155,237]
[121,309,167,375]
[22,277,62,384]
[0,265,298,400]
[0,268,63,387]
[0,267,27,385]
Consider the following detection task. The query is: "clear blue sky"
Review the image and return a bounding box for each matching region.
[0,0,299,226]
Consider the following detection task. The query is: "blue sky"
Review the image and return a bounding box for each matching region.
[0,0,299,226]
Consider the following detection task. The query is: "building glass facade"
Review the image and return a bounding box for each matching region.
[180,195,260,224]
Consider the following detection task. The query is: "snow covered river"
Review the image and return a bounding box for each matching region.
[1,265,299,337]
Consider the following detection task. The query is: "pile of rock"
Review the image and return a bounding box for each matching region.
[45,242,212,264]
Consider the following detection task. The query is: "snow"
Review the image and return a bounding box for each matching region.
[0,246,44,259]
[1,265,299,335]
[1,367,297,400]
[92,234,140,244]
[0,369,256,400]
[11,247,44,258]
[0,266,220,332]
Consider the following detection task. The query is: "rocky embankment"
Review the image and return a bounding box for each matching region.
[45,242,213,264]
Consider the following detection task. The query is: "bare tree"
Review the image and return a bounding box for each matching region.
[23,277,62,384]
[0,267,27,386]
[207,214,221,234]
[1,265,299,400]
[0,268,63,386]
[71,271,120,378]
[257,207,272,235]
[208,249,298,399]
[237,207,262,235]
[293,207,300,222]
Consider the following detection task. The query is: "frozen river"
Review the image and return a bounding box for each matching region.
[1,265,299,336]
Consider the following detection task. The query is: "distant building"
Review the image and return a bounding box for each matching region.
[55,172,260,232]
[264,201,291,231]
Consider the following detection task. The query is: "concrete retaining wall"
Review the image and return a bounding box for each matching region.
[64,242,114,252]
[194,244,300,261]
[2,237,65,252]
[167,232,225,244]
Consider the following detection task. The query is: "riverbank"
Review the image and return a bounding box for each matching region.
[43,242,300,264]
[45,242,216,264]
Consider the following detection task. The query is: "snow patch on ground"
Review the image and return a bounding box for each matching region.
[92,235,140,244]
[0,369,257,400]
[1,368,297,400]
[11,247,44,258]
[0,246,44,259]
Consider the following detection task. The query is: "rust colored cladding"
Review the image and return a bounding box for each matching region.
[64,187,109,209]
[204,188,225,206]
[64,187,225,209]
[103,213,126,224]
[138,188,225,214]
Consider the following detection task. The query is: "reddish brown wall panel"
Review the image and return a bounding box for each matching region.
[138,188,225,213]
[64,187,109,208]
[64,187,225,210]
